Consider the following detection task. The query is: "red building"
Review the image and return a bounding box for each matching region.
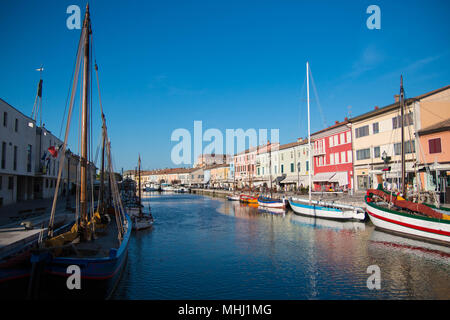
[311,119,353,192]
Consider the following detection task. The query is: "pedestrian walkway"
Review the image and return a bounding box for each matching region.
[0,197,76,259]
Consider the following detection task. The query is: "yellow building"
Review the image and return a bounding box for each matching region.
[351,84,450,192]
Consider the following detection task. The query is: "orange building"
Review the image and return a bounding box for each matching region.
[417,118,450,203]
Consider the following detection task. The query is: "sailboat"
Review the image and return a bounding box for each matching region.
[365,76,450,245]
[289,62,365,221]
[258,141,285,209]
[129,155,154,230]
[28,5,131,299]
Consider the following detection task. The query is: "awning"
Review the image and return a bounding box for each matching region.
[329,171,348,186]
[280,175,309,185]
[273,175,286,184]
[312,172,336,182]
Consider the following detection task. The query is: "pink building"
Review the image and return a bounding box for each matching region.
[311,119,354,192]
[233,146,257,188]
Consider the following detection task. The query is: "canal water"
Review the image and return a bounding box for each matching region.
[112,193,450,299]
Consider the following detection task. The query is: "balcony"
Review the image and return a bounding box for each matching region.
[312,147,326,156]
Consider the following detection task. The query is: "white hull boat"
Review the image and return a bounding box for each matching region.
[289,198,366,221]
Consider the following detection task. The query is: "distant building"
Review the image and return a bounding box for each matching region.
[194,154,232,168]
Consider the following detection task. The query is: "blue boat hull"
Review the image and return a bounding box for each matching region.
[31,214,131,299]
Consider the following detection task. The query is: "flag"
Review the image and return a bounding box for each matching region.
[48,146,58,158]
[37,79,43,98]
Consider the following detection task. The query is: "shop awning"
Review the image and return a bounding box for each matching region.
[312,172,336,182]
[281,175,309,185]
[329,171,348,186]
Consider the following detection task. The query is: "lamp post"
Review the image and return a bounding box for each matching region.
[382,151,391,189]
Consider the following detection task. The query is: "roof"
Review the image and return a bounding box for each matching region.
[279,140,307,151]
[418,118,450,136]
[311,120,349,137]
[350,84,450,123]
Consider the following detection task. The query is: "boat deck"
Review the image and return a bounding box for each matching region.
[56,216,123,259]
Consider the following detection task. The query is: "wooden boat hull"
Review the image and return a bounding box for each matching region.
[257,197,286,209]
[30,214,132,299]
[289,199,365,221]
[240,194,258,204]
[366,201,450,245]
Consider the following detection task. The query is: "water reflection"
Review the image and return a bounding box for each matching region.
[112,193,450,300]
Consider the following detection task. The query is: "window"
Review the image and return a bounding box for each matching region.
[373,122,379,134]
[1,142,5,169]
[346,131,351,143]
[329,136,334,147]
[341,151,346,163]
[291,163,294,172]
[334,135,338,146]
[306,161,309,172]
[429,138,442,154]
[335,153,339,164]
[257,168,260,175]
[347,150,352,163]
[8,177,14,190]
[330,153,335,165]
[392,113,414,129]
[3,112,7,127]
[355,125,369,138]
[274,165,277,174]
[356,148,371,160]
[374,146,380,158]
[281,164,284,173]
[13,146,17,171]
[340,133,345,144]
[27,144,32,172]
[394,140,415,155]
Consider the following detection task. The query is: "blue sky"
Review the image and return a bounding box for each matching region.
[0,0,449,171]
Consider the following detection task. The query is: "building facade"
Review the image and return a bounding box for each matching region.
[311,120,353,192]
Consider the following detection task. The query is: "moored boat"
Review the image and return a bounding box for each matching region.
[28,5,131,299]
[365,188,450,245]
[240,194,258,205]
[290,62,365,221]
[227,194,240,201]
[257,196,286,209]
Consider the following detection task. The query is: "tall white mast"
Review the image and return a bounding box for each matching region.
[307,61,312,203]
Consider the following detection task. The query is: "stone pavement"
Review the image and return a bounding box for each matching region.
[0,197,76,259]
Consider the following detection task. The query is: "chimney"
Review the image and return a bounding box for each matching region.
[344,117,348,121]
[374,106,379,110]
[394,94,400,102]
[335,120,339,125]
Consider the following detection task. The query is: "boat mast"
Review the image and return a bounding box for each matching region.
[269,141,272,198]
[400,75,406,196]
[138,155,142,216]
[80,5,91,240]
[307,61,312,203]
[98,118,106,216]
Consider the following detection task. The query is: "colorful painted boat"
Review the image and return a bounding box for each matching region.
[239,194,258,204]
[257,196,286,209]
[365,189,450,245]
[289,197,366,221]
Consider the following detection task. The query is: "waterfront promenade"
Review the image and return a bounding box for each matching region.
[0,197,75,259]
[189,188,367,208]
